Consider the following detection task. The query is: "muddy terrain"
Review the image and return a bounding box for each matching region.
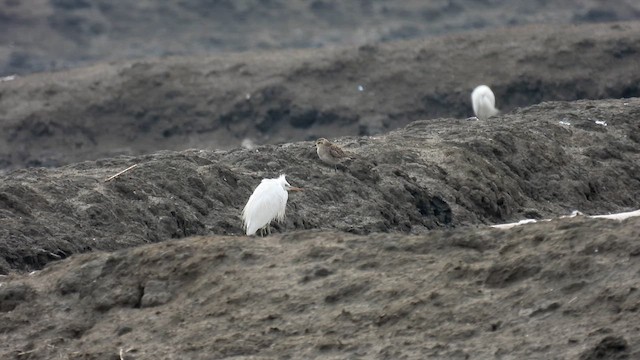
[2,0,640,76]
[1,94,640,357]
[1,2,640,359]
[1,218,639,359]
[1,96,640,274]
[1,22,640,170]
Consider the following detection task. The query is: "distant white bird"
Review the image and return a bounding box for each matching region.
[242,174,302,236]
[471,85,499,120]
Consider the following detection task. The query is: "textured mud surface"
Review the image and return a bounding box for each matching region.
[1,218,639,359]
[1,3,640,359]
[1,80,640,360]
[2,0,640,76]
[1,22,640,169]
[2,96,640,273]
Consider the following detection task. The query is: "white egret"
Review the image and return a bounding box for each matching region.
[471,85,499,120]
[242,174,302,236]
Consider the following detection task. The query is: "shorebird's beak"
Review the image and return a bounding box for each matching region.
[288,187,303,192]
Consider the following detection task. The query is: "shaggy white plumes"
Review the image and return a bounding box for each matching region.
[242,174,301,236]
[471,85,499,120]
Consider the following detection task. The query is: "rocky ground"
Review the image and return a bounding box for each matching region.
[1,1,640,359]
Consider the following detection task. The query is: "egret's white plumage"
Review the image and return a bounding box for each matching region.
[242,174,301,236]
[471,85,499,120]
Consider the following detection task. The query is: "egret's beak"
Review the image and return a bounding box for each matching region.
[287,187,303,192]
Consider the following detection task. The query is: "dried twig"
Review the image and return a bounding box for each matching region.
[16,349,37,356]
[105,164,139,182]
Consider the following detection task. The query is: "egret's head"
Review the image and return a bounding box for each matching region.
[315,138,329,147]
[278,174,303,192]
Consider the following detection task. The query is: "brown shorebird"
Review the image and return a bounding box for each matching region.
[315,138,351,171]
